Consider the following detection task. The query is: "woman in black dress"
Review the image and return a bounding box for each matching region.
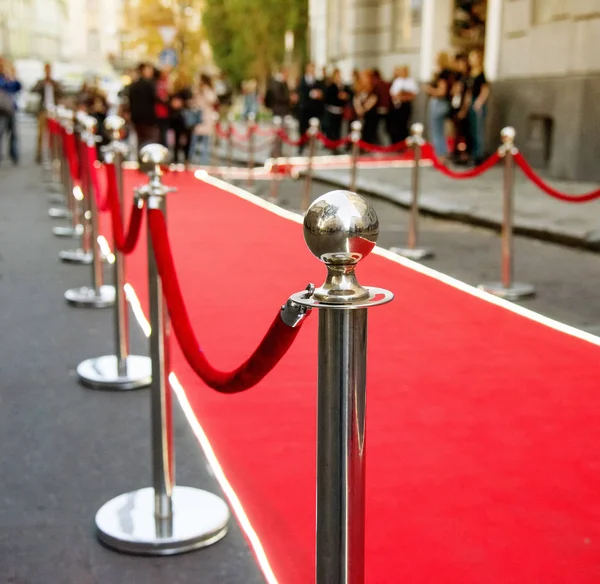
[352,69,379,148]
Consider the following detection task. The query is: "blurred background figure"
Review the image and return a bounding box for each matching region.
[296,62,325,154]
[323,68,350,153]
[371,69,391,145]
[31,63,62,164]
[0,57,22,166]
[242,78,259,120]
[265,68,291,118]
[214,72,233,115]
[352,69,378,148]
[170,70,194,164]
[128,62,158,156]
[450,53,470,165]
[389,65,418,145]
[424,51,453,162]
[154,67,171,147]
[189,73,217,165]
[464,49,490,166]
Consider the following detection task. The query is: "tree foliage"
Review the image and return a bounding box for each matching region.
[203,0,308,86]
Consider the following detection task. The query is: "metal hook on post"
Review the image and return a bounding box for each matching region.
[95,143,230,555]
[64,114,116,308]
[291,190,394,584]
[77,115,152,390]
[390,122,433,260]
[302,117,320,212]
[478,127,535,300]
[349,120,362,192]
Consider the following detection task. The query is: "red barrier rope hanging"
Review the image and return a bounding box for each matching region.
[316,133,350,150]
[214,123,229,139]
[63,131,81,185]
[278,130,309,148]
[513,152,600,203]
[147,208,309,393]
[357,139,408,154]
[430,149,501,179]
[104,163,145,254]
[85,144,109,212]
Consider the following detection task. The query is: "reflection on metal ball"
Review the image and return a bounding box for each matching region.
[104,115,126,133]
[140,144,170,166]
[303,190,379,267]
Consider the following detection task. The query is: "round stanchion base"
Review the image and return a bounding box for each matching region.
[59,248,93,264]
[389,246,434,261]
[96,486,230,556]
[52,224,83,238]
[48,207,70,219]
[477,282,536,300]
[77,355,152,391]
[65,285,116,308]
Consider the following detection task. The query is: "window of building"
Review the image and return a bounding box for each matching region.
[451,0,487,50]
[532,0,569,25]
[88,28,101,53]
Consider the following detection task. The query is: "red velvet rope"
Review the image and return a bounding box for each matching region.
[85,144,109,212]
[215,123,229,139]
[147,208,308,393]
[316,133,350,149]
[278,130,309,147]
[230,125,250,140]
[513,152,600,203]
[430,149,501,179]
[63,131,80,184]
[104,162,145,254]
[357,139,408,153]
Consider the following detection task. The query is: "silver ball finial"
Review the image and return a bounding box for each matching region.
[81,115,97,133]
[140,144,170,166]
[501,126,516,144]
[104,115,126,138]
[351,120,362,132]
[272,115,282,128]
[303,190,379,303]
[309,117,320,128]
[411,122,424,138]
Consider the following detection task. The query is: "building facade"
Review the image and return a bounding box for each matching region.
[309,0,600,181]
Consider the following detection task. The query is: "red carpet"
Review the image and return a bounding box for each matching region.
[116,170,600,584]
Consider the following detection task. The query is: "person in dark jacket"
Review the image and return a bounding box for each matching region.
[265,69,291,118]
[296,62,325,154]
[323,68,350,154]
[31,62,63,163]
[0,57,22,165]
[128,62,158,154]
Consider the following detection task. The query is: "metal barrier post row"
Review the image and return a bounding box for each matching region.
[301,117,320,212]
[95,144,230,555]
[52,108,84,239]
[64,115,116,308]
[47,107,65,203]
[48,106,73,220]
[390,122,433,260]
[478,127,536,300]
[77,115,152,390]
[349,121,362,193]
[291,190,394,584]
[269,116,283,203]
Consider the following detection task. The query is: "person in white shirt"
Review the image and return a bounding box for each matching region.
[389,65,418,144]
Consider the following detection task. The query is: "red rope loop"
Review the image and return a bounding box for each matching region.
[147,208,309,393]
[230,125,250,141]
[278,130,309,147]
[316,133,349,150]
[357,139,408,153]
[104,163,145,254]
[215,122,230,139]
[63,132,80,184]
[513,152,600,203]
[430,149,501,179]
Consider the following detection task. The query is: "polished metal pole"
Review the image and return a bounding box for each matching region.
[87,129,103,293]
[317,307,368,584]
[349,121,362,193]
[247,112,256,189]
[269,116,283,203]
[95,144,230,554]
[477,127,535,300]
[291,190,393,584]
[389,123,433,260]
[302,117,319,212]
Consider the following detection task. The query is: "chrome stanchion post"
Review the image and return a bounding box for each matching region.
[227,111,234,167]
[48,106,71,219]
[77,115,152,390]
[60,112,95,264]
[390,122,433,260]
[47,106,64,200]
[349,121,362,192]
[302,117,320,212]
[291,190,393,584]
[64,115,116,307]
[269,116,283,203]
[478,127,535,300]
[247,111,256,189]
[95,144,230,555]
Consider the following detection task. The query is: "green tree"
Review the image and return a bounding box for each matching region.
[203,0,308,86]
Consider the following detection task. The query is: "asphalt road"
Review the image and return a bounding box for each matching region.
[239,174,600,336]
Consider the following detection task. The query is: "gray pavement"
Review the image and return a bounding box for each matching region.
[0,115,264,584]
[213,123,600,250]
